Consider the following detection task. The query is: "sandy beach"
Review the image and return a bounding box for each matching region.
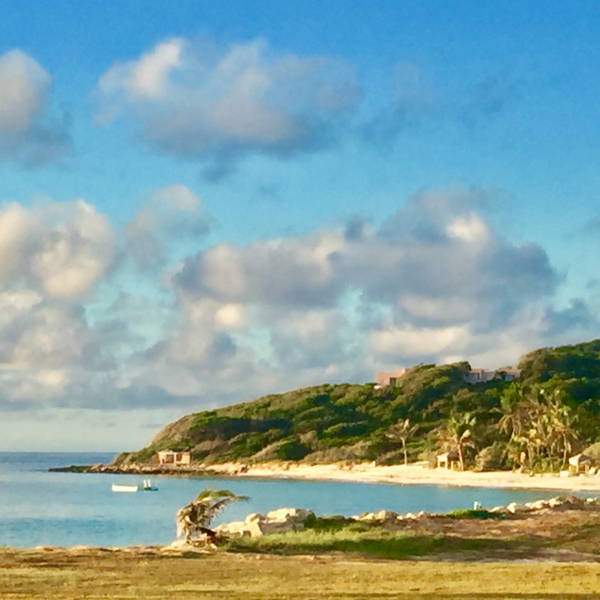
[203,461,600,493]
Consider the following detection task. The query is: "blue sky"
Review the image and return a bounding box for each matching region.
[0,1,599,450]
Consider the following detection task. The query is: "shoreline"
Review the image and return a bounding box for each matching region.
[206,462,600,492]
[55,461,600,492]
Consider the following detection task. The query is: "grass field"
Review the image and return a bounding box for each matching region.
[3,508,600,599]
[1,549,600,600]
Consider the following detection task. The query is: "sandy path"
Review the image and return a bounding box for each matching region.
[204,462,600,492]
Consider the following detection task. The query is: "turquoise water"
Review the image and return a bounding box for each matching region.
[0,452,592,548]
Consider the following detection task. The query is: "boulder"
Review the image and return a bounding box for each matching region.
[245,512,265,523]
[506,502,529,514]
[548,496,565,508]
[563,495,584,507]
[372,510,398,521]
[214,520,249,536]
[489,506,506,513]
[265,507,314,522]
[525,500,550,511]
[356,512,377,521]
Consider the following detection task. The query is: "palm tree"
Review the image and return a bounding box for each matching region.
[176,488,248,545]
[386,418,419,465]
[438,413,477,471]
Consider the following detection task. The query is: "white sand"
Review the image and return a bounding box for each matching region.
[203,462,600,493]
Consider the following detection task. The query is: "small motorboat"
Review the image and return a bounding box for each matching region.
[111,483,139,493]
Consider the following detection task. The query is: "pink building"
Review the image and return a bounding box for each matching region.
[157,450,191,466]
[375,367,409,387]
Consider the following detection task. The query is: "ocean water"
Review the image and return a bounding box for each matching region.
[0,452,592,548]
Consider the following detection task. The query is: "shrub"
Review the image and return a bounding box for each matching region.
[474,442,506,471]
[447,509,505,520]
[276,439,310,461]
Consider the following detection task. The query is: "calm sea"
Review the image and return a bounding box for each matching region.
[0,452,590,548]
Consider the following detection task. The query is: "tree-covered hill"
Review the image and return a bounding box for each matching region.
[116,339,600,470]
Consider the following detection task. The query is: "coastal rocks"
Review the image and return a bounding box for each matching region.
[487,495,598,515]
[352,509,431,523]
[215,507,315,538]
[506,502,529,514]
[265,507,314,522]
[353,510,399,522]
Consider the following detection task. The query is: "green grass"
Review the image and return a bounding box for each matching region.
[225,526,521,559]
[447,508,507,519]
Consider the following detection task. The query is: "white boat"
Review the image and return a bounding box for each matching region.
[111,483,139,493]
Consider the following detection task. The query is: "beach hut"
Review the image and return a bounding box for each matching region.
[568,453,593,475]
[157,450,192,466]
[437,451,459,470]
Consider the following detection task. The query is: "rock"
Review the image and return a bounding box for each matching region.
[489,506,506,513]
[356,512,377,521]
[564,495,584,507]
[372,510,398,521]
[585,497,600,505]
[506,502,529,514]
[215,520,249,536]
[245,513,265,523]
[255,519,299,535]
[525,500,550,511]
[548,496,565,508]
[265,507,314,522]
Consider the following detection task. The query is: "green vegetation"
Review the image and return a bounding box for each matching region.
[446,508,507,520]
[225,527,515,559]
[117,339,600,471]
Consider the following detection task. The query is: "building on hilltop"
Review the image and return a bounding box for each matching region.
[462,367,521,384]
[374,364,521,388]
[375,367,409,388]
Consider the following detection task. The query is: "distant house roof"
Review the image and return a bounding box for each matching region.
[569,453,592,466]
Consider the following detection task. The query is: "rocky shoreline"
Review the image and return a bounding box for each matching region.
[48,463,220,477]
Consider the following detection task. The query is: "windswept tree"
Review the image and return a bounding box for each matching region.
[386,418,419,465]
[176,488,248,545]
[437,412,477,471]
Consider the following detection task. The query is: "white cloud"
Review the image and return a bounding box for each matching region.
[0,187,595,430]
[97,37,360,176]
[126,184,210,268]
[0,50,50,135]
[0,49,70,166]
[0,200,115,298]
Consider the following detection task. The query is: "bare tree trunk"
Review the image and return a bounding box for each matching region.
[402,438,407,465]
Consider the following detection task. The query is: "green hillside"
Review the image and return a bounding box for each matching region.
[116,339,600,471]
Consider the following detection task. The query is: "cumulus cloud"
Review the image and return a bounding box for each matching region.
[139,187,580,399]
[174,189,557,333]
[0,188,596,421]
[126,184,211,269]
[0,200,115,298]
[0,49,70,166]
[97,37,360,176]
